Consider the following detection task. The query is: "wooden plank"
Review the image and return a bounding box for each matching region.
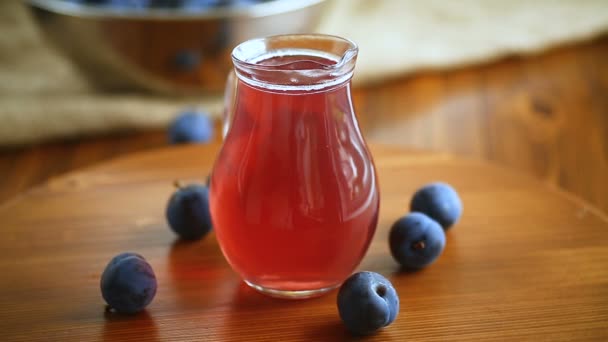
[0,143,606,341]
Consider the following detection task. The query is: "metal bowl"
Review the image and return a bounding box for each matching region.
[26,0,328,95]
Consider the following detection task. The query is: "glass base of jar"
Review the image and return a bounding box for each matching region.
[244,279,340,299]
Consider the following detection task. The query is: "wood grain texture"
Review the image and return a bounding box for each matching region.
[0,143,607,341]
[353,35,608,214]
[1,36,607,215]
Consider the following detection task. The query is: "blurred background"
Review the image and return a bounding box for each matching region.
[1,0,607,213]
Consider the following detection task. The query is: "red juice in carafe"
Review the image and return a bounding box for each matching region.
[210,50,379,297]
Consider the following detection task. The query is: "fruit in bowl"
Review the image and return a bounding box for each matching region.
[63,0,271,9]
[26,0,329,94]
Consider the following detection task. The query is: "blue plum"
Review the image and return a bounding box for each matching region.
[166,183,212,240]
[172,50,202,71]
[337,272,399,335]
[106,0,151,8]
[410,182,462,229]
[389,212,446,270]
[100,253,157,314]
[180,0,229,9]
[148,0,182,8]
[168,110,214,144]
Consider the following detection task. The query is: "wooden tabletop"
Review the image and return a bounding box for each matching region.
[1,143,606,341]
[0,35,606,215]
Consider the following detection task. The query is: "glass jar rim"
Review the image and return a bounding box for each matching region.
[232,33,358,71]
[231,34,359,91]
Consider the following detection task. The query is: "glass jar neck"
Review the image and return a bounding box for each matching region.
[231,34,358,92]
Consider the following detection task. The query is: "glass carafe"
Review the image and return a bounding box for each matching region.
[210,34,379,299]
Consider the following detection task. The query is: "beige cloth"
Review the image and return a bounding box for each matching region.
[321,0,608,85]
[1,0,608,146]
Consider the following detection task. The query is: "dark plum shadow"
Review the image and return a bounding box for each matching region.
[103,309,159,342]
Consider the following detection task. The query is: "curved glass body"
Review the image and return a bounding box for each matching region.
[210,34,379,299]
